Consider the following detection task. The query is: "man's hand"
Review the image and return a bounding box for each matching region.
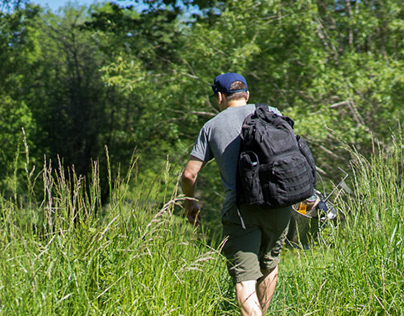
[185,199,201,227]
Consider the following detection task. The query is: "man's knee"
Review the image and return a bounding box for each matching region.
[258,265,279,286]
[236,280,257,295]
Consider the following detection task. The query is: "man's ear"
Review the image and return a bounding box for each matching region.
[246,91,250,102]
[217,92,224,104]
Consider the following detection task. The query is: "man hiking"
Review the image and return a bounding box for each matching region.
[181,73,292,315]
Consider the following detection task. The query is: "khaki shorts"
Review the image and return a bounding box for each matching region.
[222,203,292,284]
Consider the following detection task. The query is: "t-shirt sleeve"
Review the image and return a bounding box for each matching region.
[190,126,214,162]
[268,105,282,116]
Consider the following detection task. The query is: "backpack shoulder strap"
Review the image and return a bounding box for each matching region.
[254,103,270,116]
[255,103,268,110]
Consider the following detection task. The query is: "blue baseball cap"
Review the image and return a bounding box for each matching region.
[211,73,248,97]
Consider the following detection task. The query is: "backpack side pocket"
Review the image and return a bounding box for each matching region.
[239,151,263,205]
[296,135,317,187]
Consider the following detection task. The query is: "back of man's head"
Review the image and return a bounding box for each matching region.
[226,80,248,102]
[211,73,249,101]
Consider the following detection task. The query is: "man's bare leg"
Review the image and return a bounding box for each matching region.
[235,280,263,316]
[256,266,279,314]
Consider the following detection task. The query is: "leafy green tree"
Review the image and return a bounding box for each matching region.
[0,3,40,196]
[83,3,193,175]
[20,4,129,201]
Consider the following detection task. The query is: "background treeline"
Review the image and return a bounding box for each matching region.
[1,0,403,213]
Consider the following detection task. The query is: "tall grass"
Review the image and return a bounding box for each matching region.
[0,152,236,315]
[1,138,403,315]
[271,139,403,315]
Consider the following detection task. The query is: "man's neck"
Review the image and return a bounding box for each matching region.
[228,99,247,108]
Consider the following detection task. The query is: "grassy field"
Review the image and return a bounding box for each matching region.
[0,141,403,315]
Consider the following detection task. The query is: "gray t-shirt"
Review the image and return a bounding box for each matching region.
[191,103,281,216]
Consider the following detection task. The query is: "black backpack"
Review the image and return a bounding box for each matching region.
[238,104,317,208]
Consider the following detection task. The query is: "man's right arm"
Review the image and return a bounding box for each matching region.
[181,156,204,226]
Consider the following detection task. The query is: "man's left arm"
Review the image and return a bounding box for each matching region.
[181,156,204,226]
